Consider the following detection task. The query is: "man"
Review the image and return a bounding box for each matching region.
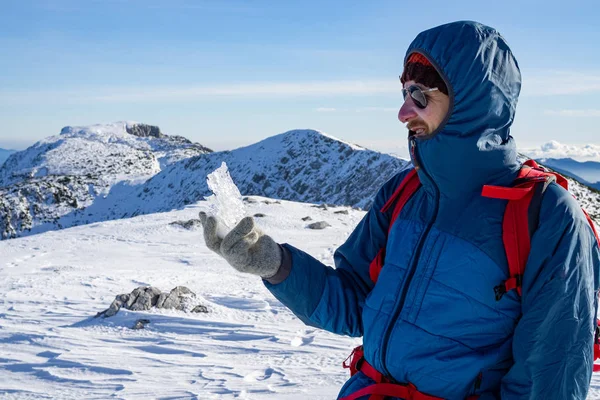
[200,21,600,399]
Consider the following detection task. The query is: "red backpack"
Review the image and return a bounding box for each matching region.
[341,160,600,400]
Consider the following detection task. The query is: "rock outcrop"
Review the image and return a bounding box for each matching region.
[95,286,208,318]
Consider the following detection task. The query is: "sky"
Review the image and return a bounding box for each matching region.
[1,0,599,159]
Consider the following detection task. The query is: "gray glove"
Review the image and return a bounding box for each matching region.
[199,212,282,279]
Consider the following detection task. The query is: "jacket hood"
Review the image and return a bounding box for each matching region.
[406,21,522,197]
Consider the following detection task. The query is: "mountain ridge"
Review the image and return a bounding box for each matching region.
[0,122,213,239]
[76,128,409,225]
[0,148,16,167]
[1,124,598,240]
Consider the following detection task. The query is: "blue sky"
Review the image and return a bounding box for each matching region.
[1,0,599,158]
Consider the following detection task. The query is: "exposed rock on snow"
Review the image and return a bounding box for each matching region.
[170,219,202,230]
[262,200,281,205]
[307,221,331,230]
[132,318,151,330]
[95,286,207,318]
[126,123,163,139]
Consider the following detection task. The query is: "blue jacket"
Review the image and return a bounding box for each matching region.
[265,21,600,399]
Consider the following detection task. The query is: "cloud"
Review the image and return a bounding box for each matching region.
[521,140,600,161]
[521,70,600,96]
[543,109,600,117]
[1,80,398,105]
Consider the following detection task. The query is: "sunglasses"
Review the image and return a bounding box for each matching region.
[401,85,439,109]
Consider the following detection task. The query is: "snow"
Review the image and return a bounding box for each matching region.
[0,197,363,399]
[2,193,600,398]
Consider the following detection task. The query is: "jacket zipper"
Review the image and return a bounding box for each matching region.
[379,137,440,379]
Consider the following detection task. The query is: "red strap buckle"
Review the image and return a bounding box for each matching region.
[342,346,364,376]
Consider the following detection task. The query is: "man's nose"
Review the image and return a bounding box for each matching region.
[398,97,418,123]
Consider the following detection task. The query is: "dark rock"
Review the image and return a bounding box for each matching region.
[253,213,266,218]
[155,292,168,309]
[129,286,162,311]
[96,285,207,318]
[126,123,163,138]
[161,287,189,310]
[301,216,312,221]
[334,209,349,215]
[261,200,281,205]
[192,305,209,313]
[307,221,331,230]
[170,219,202,230]
[132,319,151,330]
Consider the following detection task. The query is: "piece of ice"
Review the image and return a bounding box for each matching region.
[205,162,246,238]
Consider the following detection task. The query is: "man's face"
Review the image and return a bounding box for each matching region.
[398,80,450,138]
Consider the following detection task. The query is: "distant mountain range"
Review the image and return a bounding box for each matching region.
[0,122,598,240]
[536,158,600,191]
[0,148,16,166]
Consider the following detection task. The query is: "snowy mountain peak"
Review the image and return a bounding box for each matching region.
[1,122,211,187]
[93,129,409,222]
[275,129,366,151]
[58,121,165,142]
[0,122,213,238]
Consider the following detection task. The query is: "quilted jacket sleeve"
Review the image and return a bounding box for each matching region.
[501,183,600,399]
[263,169,412,337]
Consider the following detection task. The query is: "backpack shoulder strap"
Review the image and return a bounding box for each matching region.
[482,161,557,299]
[369,168,421,283]
[381,168,421,229]
[486,161,600,371]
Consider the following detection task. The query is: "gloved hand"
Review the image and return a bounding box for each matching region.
[199,212,282,279]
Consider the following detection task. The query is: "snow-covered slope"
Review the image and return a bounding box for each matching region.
[0,198,364,399]
[94,129,409,221]
[0,122,212,239]
[0,148,16,166]
[1,198,600,399]
[537,158,600,190]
